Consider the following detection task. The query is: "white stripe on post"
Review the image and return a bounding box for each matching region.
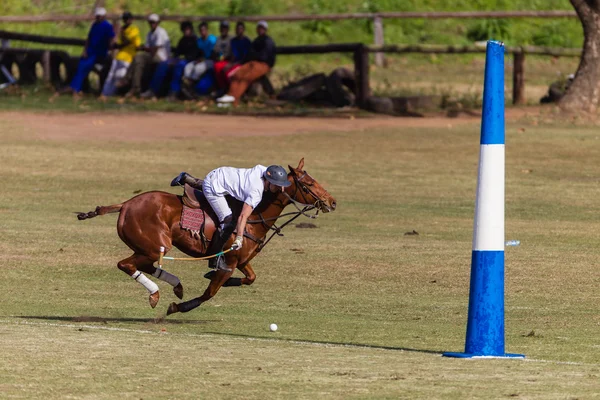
[472,144,505,252]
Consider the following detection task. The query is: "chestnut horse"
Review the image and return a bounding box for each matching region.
[77,159,336,315]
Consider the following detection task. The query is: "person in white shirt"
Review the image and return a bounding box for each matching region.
[124,13,171,97]
[171,165,291,269]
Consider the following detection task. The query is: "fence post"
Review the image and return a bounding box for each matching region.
[512,51,525,105]
[42,50,51,83]
[354,44,370,107]
[373,16,385,67]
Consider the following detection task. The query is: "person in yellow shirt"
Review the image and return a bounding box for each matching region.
[100,11,141,98]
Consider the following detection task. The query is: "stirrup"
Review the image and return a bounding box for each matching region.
[208,253,231,272]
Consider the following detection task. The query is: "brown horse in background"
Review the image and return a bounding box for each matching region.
[77,159,336,315]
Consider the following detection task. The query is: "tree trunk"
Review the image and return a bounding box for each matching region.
[560,0,600,112]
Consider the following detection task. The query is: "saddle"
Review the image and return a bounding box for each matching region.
[182,183,205,209]
[180,183,214,242]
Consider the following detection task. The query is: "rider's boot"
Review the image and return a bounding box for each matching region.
[170,172,202,189]
[207,216,236,270]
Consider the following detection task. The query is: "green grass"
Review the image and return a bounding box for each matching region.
[0,111,599,398]
[3,0,583,51]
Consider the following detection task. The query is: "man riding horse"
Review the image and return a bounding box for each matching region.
[170,165,291,269]
[78,159,336,314]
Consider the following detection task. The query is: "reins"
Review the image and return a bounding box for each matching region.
[246,173,322,251]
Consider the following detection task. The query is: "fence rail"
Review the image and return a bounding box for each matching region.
[0,29,583,107]
[0,10,577,24]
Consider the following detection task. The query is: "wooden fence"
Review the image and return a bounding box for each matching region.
[0,29,582,107]
[0,9,578,67]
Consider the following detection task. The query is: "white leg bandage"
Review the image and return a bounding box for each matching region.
[152,268,181,287]
[131,271,159,294]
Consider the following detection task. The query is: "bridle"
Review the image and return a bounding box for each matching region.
[246,171,329,251]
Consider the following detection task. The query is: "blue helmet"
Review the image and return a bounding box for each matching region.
[264,165,291,187]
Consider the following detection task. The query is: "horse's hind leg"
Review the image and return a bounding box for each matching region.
[137,262,184,300]
[118,254,161,308]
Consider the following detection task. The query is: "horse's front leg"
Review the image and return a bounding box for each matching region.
[167,264,235,315]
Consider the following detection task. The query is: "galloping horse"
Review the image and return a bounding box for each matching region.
[77,159,336,315]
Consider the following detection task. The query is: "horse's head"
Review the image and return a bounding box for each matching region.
[286,158,337,213]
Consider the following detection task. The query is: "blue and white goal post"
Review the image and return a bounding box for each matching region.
[443,40,524,359]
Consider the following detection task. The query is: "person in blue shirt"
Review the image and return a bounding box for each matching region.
[182,22,216,82]
[197,22,217,60]
[180,21,218,98]
[64,8,114,96]
[230,22,252,63]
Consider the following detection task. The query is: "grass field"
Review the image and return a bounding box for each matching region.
[1,111,599,399]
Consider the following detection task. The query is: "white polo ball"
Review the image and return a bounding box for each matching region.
[269,323,278,332]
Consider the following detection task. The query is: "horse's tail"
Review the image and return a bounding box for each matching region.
[77,204,123,221]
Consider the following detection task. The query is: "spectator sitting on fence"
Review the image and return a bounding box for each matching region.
[179,22,216,98]
[123,13,170,98]
[230,22,252,63]
[212,21,234,91]
[99,11,140,99]
[216,20,275,106]
[56,7,114,97]
[140,21,199,100]
[213,21,252,92]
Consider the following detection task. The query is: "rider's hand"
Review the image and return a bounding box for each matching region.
[232,235,243,250]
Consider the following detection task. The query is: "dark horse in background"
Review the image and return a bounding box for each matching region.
[77,159,336,315]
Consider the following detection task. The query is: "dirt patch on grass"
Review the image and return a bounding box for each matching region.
[0,108,543,142]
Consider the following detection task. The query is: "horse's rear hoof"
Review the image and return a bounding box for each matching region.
[149,291,160,308]
[167,302,179,315]
[173,283,184,299]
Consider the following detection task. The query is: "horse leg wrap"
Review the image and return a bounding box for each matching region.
[152,268,180,287]
[178,298,201,313]
[131,271,159,294]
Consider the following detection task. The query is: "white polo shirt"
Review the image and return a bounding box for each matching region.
[206,165,267,209]
[146,26,170,62]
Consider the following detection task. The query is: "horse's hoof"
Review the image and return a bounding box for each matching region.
[167,302,179,315]
[149,291,160,309]
[173,283,184,299]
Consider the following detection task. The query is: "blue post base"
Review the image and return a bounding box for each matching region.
[442,352,525,359]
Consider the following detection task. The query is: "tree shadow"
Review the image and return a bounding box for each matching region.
[16,315,218,325]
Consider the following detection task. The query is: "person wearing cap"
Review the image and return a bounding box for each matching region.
[169,165,290,270]
[141,20,199,100]
[216,20,275,105]
[100,11,141,98]
[124,13,170,97]
[58,8,114,96]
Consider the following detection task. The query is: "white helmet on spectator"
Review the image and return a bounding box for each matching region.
[257,20,268,30]
[148,13,160,23]
[95,7,107,17]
